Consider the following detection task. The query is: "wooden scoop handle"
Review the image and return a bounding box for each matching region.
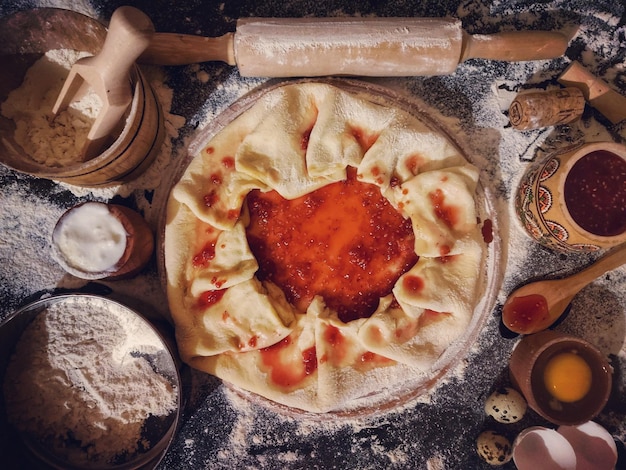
[461,30,568,62]
[90,6,155,102]
[52,6,155,160]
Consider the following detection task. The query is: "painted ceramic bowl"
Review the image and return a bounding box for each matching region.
[515,141,626,253]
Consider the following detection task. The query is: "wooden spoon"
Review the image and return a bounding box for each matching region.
[502,243,626,335]
[52,6,154,161]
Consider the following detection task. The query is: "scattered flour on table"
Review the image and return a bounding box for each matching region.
[217,383,427,460]
[3,296,178,465]
[0,183,67,306]
[191,72,265,132]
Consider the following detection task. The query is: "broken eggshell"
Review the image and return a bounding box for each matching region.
[512,421,618,470]
[512,426,576,470]
[557,421,618,470]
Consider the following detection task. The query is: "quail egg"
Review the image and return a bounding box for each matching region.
[476,430,512,466]
[485,387,527,424]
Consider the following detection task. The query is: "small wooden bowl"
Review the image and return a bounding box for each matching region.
[52,202,154,280]
[509,330,613,426]
[0,8,165,187]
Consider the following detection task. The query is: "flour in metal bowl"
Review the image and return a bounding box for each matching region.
[1,294,181,469]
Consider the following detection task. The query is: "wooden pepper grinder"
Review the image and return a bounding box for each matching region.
[508,87,585,130]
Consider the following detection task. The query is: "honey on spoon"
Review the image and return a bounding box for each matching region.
[502,243,626,334]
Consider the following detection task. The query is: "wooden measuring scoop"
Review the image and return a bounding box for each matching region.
[502,243,626,335]
[52,6,154,161]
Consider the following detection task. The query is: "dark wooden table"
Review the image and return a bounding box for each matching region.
[1,1,625,468]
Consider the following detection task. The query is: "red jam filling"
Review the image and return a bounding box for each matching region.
[246,167,418,322]
[260,336,318,388]
[428,188,460,230]
[564,150,626,237]
[502,293,549,333]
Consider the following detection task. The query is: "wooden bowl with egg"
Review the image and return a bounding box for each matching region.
[509,330,613,426]
[0,8,164,187]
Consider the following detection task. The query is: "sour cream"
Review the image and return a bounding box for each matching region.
[53,202,127,275]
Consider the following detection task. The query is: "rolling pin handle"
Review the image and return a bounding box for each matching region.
[461,30,568,63]
[139,32,236,66]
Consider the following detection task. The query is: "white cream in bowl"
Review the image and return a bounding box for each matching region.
[52,202,128,278]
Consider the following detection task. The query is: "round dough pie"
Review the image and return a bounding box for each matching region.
[164,81,489,413]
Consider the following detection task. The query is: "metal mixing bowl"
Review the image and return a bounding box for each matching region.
[0,293,181,469]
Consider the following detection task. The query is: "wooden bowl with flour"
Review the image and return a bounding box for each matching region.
[0,8,164,187]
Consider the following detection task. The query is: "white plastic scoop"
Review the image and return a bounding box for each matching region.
[52,6,155,161]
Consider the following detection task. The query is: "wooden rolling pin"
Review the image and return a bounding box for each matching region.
[139,17,568,77]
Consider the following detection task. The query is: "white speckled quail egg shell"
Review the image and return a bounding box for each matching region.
[476,430,512,466]
[485,387,527,424]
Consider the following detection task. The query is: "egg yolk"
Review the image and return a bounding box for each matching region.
[543,352,592,403]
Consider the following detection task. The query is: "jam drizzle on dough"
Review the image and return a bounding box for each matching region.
[260,336,318,389]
